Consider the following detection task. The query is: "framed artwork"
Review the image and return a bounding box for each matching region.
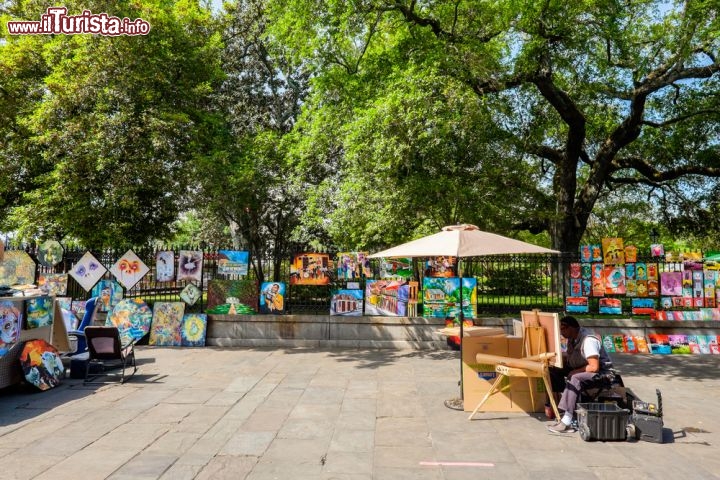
[0,250,36,287]
[217,250,250,276]
[290,253,330,285]
[650,244,664,257]
[330,289,363,316]
[259,282,286,314]
[569,279,582,297]
[366,279,412,316]
[603,266,626,295]
[424,256,457,278]
[590,244,603,262]
[646,263,658,280]
[155,251,175,282]
[565,296,589,313]
[26,296,53,329]
[624,245,637,263]
[69,251,107,292]
[631,298,656,315]
[579,245,592,263]
[206,279,258,313]
[0,300,23,357]
[598,298,622,315]
[591,263,604,297]
[91,279,123,312]
[421,277,477,319]
[379,257,413,279]
[602,238,625,265]
[660,271,682,296]
[180,283,201,306]
[336,252,371,280]
[149,302,185,346]
[110,249,149,290]
[37,240,63,267]
[181,313,207,347]
[626,279,637,297]
[569,263,581,279]
[177,250,203,283]
[635,262,647,280]
[37,273,68,296]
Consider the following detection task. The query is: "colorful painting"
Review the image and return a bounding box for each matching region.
[110,249,149,290]
[660,271,682,296]
[290,253,330,285]
[206,279,258,313]
[650,244,664,257]
[590,244,603,262]
[181,313,207,347]
[37,273,68,296]
[259,282,286,314]
[69,251,107,292]
[149,302,185,346]
[26,296,53,329]
[626,279,637,297]
[624,245,637,263]
[569,278,582,297]
[579,245,592,263]
[569,263,581,279]
[602,237,625,265]
[0,250,36,287]
[336,252,371,280]
[602,335,615,353]
[424,256,457,278]
[37,240,64,267]
[71,300,87,321]
[646,263,658,280]
[635,262,647,280]
[631,298,656,315]
[59,308,77,332]
[647,280,659,297]
[625,263,636,280]
[603,266,626,295]
[648,334,671,354]
[180,283,201,306]
[636,280,648,297]
[19,339,64,391]
[91,279,124,313]
[581,263,591,279]
[379,257,413,279]
[582,279,591,296]
[565,296,589,313]
[598,297,622,315]
[0,300,23,357]
[155,251,175,282]
[177,250,203,283]
[106,298,152,343]
[330,289,363,316]
[668,335,691,354]
[422,277,477,319]
[591,263,604,297]
[217,250,250,276]
[365,279,412,316]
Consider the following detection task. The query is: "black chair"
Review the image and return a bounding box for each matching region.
[83,326,137,384]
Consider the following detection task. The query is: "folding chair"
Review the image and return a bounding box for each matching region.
[83,326,137,384]
[67,297,101,356]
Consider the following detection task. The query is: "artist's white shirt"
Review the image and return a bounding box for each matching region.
[583,336,601,358]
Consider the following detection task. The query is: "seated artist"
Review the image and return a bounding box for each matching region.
[547,316,613,434]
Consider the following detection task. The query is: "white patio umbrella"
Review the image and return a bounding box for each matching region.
[369,224,559,407]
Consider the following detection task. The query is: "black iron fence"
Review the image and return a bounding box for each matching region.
[0,244,705,315]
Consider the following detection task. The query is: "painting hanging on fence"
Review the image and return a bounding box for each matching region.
[91,279,123,312]
[336,252,371,280]
[37,240,64,267]
[206,279,258,314]
[0,300,22,357]
[181,313,207,347]
[624,245,637,263]
[565,296,589,313]
[598,297,622,315]
[180,283,201,306]
[177,250,203,283]
[424,256,457,278]
[290,253,330,285]
[26,296,53,329]
[365,279,412,316]
[0,250,36,287]
[110,249,149,290]
[602,237,625,265]
[37,273,68,296]
[579,245,592,263]
[422,277,477,319]
[149,302,185,346]
[217,250,250,276]
[603,266,626,295]
[660,271,683,296]
[379,257,413,279]
[591,263,604,297]
[330,289,363,316]
[259,282,286,314]
[155,251,175,282]
[631,298,656,315]
[106,298,152,343]
[69,251,106,292]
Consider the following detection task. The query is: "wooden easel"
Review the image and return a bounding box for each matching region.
[467,311,561,420]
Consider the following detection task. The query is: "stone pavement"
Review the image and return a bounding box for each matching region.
[1,347,719,479]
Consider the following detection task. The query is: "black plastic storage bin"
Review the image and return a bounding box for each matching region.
[576,403,629,441]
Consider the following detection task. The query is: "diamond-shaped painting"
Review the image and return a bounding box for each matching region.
[180,283,201,306]
[69,252,106,292]
[37,240,63,267]
[110,249,149,290]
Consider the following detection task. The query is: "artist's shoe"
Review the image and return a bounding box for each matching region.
[547,421,574,434]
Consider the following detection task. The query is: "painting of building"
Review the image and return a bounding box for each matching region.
[330,289,363,316]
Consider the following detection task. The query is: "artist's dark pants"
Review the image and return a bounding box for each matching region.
[549,369,599,418]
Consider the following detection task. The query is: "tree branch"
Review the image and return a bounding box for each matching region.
[613,155,720,182]
[642,109,720,128]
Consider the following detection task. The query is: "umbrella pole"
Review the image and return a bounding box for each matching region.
[459,261,464,401]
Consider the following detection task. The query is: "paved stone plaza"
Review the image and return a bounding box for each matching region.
[1,347,719,479]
